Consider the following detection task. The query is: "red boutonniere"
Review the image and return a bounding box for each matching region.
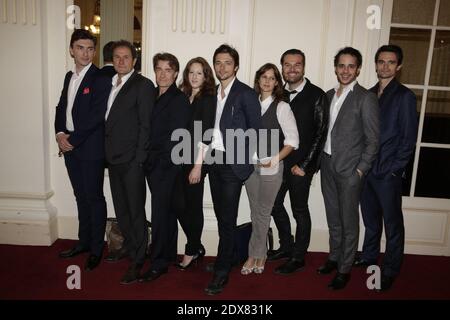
[83,87,90,94]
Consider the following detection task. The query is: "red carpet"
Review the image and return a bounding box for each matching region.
[1,239,449,300]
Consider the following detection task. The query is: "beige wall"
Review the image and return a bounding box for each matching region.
[0,0,449,256]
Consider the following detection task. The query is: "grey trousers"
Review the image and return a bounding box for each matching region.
[320,153,363,274]
[245,162,284,259]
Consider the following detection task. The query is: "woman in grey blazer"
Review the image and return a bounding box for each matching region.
[242,63,299,275]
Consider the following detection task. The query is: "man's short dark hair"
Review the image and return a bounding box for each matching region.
[152,52,180,73]
[112,40,137,60]
[334,47,363,68]
[280,49,306,66]
[213,44,240,68]
[375,44,403,65]
[70,29,97,47]
[103,41,115,63]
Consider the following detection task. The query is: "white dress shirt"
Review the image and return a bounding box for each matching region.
[65,63,92,132]
[284,78,307,102]
[105,70,135,120]
[323,80,358,155]
[211,77,236,152]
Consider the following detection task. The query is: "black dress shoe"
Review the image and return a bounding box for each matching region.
[120,263,143,284]
[274,258,305,275]
[328,272,350,290]
[267,248,292,261]
[84,254,101,271]
[139,267,168,282]
[105,248,129,263]
[376,275,395,292]
[204,274,228,295]
[205,262,215,273]
[353,257,377,268]
[59,246,89,259]
[317,260,338,275]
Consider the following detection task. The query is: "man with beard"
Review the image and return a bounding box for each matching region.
[268,49,328,276]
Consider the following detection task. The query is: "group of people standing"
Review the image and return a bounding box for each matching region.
[55,28,417,295]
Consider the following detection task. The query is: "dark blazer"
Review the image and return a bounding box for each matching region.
[98,65,116,78]
[325,83,379,177]
[54,64,111,160]
[219,79,261,181]
[284,78,329,173]
[369,79,418,178]
[187,94,216,165]
[147,83,192,169]
[105,71,156,165]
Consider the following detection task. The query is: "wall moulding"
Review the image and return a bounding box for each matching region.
[171,0,227,34]
[0,191,54,200]
[0,0,37,25]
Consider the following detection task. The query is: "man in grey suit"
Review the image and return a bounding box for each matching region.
[318,47,379,290]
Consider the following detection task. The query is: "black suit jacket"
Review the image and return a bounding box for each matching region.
[54,64,111,160]
[146,83,192,170]
[284,78,328,173]
[98,65,116,78]
[187,94,216,164]
[105,71,156,165]
[218,79,261,180]
[369,79,417,178]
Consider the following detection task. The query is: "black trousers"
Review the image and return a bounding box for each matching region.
[108,160,148,265]
[146,162,180,271]
[64,153,107,257]
[360,172,405,277]
[177,165,206,256]
[209,162,243,276]
[271,169,313,261]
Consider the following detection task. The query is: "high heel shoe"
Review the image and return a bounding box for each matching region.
[176,246,206,270]
[241,258,256,275]
[253,258,266,274]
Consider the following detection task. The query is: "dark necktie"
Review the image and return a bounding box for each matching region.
[288,90,297,95]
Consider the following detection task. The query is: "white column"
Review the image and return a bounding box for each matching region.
[99,0,134,66]
[0,0,70,245]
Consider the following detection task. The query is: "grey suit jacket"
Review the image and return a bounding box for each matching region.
[325,83,379,177]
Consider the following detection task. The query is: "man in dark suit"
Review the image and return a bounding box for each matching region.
[55,29,111,271]
[204,44,261,295]
[268,49,329,275]
[98,41,116,78]
[354,45,418,291]
[140,53,191,282]
[318,47,379,290]
[104,40,156,284]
